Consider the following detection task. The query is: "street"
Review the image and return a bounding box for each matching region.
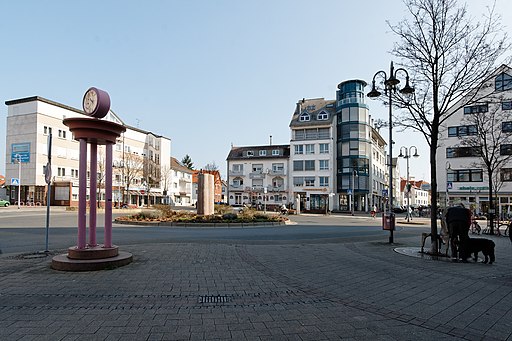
[0,206,421,255]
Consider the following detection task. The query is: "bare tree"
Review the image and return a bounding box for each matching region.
[124,152,144,204]
[458,98,512,231]
[388,0,510,252]
[97,151,105,208]
[160,164,172,204]
[203,161,219,171]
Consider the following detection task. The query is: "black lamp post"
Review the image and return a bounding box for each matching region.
[368,61,414,243]
[398,146,419,222]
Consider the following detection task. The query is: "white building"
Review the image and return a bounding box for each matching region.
[168,157,193,206]
[226,144,290,209]
[4,96,171,207]
[437,64,512,216]
[289,98,336,212]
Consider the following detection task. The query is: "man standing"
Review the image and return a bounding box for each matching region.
[446,205,471,260]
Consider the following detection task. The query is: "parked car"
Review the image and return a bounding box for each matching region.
[0,199,10,207]
[392,206,407,213]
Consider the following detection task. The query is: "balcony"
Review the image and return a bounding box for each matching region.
[270,169,285,176]
[249,172,266,179]
[230,170,244,176]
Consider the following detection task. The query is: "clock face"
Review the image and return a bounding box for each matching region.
[83,89,98,114]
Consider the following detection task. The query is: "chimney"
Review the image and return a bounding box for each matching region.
[270,135,272,146]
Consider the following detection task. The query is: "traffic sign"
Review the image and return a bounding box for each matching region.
[447,182,453,190]
[347,189,352,195]
[11,178,19,186]
[382,189,388,197]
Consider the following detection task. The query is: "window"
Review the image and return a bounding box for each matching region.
[305,160,315,171]
[293,177,304,186]
[246,150,254,156]
[317,112,328,120]
[447,169,483,182]
[293,161,304,171]
[305,144,315,154]
[299,113,310,122]
[252,164,263,173]
[319,160,329,170]
[501,144,512,155]
[272,177,284,188]
[294,145,304,154]
[464,104,488,114]
[502,101,512,110]
[448,125,477,137]
[232,164,243,173]
[319,143,329,154]
[233,177,243,187]
[58,167,65,176]
[272,149,280,156]
[446,147,481,158]
[58,129,67,138]
[495,73,512,92]
[501,168,512,181]
[259,150,267,156]
[44,126,52,135]
[252,179,263,188]
[304,177,315,186]
[503,122,512,133]
[272,163,284,172]
[319,176,329,187]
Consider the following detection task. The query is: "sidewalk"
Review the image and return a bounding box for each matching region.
[0,224,511,340]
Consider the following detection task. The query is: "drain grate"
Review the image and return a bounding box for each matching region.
[198,295,231,304]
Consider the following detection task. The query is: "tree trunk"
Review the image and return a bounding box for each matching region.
[430,141,439,254]
[488,168,494,235]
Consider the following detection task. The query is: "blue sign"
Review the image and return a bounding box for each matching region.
[382,189,388,197]
[347,189,352,195]
[447,182,453,190]
[11,143,30,163]
[11,178,19,186]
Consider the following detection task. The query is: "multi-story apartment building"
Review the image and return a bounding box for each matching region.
[226,145,290,209]
[438,64,512,216]
[289,98,336,212]
[169,157,193,206]
[4,96,171,207]
[370,122,388,211]
[399,178,430,208]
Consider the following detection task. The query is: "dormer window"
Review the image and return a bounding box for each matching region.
[495,72,512,92]
[299,113,310,122]
[246,150,254,157]
[317,112,329,120]
[259,150,267,156]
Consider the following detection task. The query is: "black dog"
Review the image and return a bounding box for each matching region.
[465,238,495,264]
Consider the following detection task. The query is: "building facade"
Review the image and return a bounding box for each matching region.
[168,157,193,206]
[438,64,512,216]
[226,145,290,209]
[4,96,171,207]
[289,98,336,212]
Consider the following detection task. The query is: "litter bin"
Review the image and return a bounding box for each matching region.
[382,212,396,231]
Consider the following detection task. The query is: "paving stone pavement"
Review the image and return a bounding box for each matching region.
[0,230,511,340]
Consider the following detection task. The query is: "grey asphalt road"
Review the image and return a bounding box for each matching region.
[0,207,423,255]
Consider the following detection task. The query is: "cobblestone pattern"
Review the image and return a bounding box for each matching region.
[0,234,511,340]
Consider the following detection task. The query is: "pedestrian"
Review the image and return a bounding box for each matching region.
[446,204,471,260]
[371,205,377,218]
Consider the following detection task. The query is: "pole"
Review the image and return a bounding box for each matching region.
[45,133,52,253]
[17,155,21,209]
[351,170,355,216]
[406,152,410,222]
[388,64,394,243]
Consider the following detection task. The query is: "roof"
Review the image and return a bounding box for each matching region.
[170,157,193,174]
[227,144,290,160]
[192,170,222,184]
[289,98,336,128]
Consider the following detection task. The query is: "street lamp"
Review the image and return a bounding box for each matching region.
[445,161,451,208]
[368,61,414,243]
[398,146,419,222]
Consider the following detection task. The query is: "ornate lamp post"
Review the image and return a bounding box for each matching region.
[398,146,419,222]
[368,62,414,243]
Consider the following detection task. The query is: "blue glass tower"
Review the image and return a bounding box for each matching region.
[336,80,370,211]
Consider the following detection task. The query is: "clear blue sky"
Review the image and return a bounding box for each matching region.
[1,0,510,181]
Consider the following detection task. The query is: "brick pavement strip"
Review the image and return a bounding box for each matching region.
[0,234,511,340]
